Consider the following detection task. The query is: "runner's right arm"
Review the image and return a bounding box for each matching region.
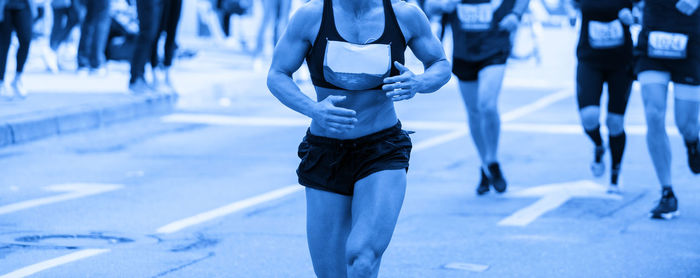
[266,2,357,132]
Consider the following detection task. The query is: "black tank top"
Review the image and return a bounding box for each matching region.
[305,0,407,90]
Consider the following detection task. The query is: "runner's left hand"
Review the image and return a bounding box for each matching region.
[677,0,700,16]
[499,13,520,32]
[383,62,419,102]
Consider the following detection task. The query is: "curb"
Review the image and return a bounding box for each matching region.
[0,93,178,148]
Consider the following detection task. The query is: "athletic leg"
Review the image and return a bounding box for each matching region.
[576,62,606,177]
[305,188,352,278]
[476,64,506,165]
[346,169,406,278]
[0,9,13,83]
[459,80,488,164]
[673,83,700,174]
[605,67,633,189]
[639,71,672,187]
[476,64,507,192]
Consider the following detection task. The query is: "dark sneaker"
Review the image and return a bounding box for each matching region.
[476,169,490,195]
[591,145,605,177]
[685,141,700,174]
[650,188,679,219]
[488,163,507,193]
[608,165,622,194]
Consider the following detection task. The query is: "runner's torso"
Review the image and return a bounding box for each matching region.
[305,0,407,139]
[636,0,700,61]
[450,0,516,61]
[576,0,634,69]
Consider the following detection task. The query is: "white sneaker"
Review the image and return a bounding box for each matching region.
[590,146,605,178]
[0,83,12,100]
[11,78,27,99]
[129,78,153,95]
[43,48,59,73]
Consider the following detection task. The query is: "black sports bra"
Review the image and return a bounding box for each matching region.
[305,0,407,91]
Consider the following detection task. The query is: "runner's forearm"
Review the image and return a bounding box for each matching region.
[267,70,318,119]
[417,58,451,94]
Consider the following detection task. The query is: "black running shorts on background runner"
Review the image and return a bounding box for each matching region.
[577,61,633,114]
[452,50,509,81]
[296,122,412,196]
[635,29,700,85]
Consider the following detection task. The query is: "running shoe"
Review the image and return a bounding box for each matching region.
[11,78,27,99]
[685,141,700,174]
[650,188,679,219]
[0,83,12,100]
[488,163,507,193]
[607,165,621,194]
[129,78,153,95]
[476,169,490,195]
[591,145,605,177]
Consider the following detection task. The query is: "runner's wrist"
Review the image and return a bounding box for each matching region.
[509,10,523,21]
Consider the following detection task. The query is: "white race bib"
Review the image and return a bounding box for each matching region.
[588,20,624,49]
[457,3,494,31]
[324,40,391,75]
[648,31,688,59]
[323,40,391,90]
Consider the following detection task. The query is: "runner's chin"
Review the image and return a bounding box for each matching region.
[323,68,387,91]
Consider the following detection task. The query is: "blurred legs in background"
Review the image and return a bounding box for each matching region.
[0,6,33,100]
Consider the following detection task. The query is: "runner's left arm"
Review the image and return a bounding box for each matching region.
[499,0,530,32]
[383,2,450,101]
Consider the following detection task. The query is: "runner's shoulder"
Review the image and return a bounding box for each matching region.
[391,0,431,39]
[287,0,324,40]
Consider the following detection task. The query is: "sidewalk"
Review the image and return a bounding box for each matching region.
[0,38,265,148]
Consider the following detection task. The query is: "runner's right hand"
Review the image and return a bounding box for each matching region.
[312,95,357,133]
[442,0,461,13]
[618,8,634,25]
[676,0,700,16]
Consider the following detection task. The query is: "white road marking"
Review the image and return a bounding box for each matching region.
[501,89,572,122]
[0,249,110,278]
[443,262,490,272]
[156,184,303,234]
[0,183,123,215]
[499,180,622,227]
[162,113,680,137]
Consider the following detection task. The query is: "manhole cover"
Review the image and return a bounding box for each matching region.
[7,232,144,249]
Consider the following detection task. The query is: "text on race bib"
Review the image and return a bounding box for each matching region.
[457,3,494,31]
[588,20,624,49]
[648,31,688,59]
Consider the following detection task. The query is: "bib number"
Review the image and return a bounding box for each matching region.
[648,31,688,59]
[588,20,624,49]
[457,3,493,31]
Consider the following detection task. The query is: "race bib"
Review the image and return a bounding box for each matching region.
[648,31,688,59]
[588,20,624,49]
[323,40,391,91]
[457,3,494,31]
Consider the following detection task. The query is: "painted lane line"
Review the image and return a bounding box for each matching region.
[501,89,572,122]
[443,262,490,272]
[413,128,468,151]
[162,114,311,127]
[156,184,303,234]
[0,249,110,278]
[0,183,123,215]
[502,123,680,136]
[499,180,622,227]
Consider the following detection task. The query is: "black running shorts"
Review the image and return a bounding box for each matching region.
[634,29,700,85]
[296,122,412,196]
[576,61,633,115]
[452,51,509,82]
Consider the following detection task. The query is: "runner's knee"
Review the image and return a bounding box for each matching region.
[606,114,625,135]
[346,248,378,277]
[580,106,600,130]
